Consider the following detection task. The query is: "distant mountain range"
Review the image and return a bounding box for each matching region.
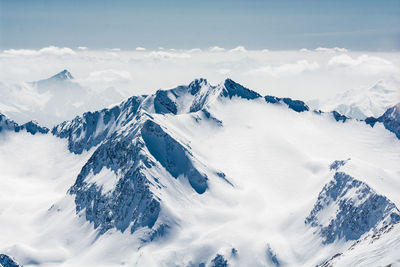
[310,79,400,120]
[0,70,123,127]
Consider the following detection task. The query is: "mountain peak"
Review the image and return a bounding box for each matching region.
[221,78,261,100]
[188,78,209,95]
[49,69,74,81]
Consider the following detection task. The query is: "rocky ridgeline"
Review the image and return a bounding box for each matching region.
[306,164,400,244]
[366,103,400,139]
[0,113,48,135]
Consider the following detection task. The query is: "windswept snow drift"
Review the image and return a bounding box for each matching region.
[1,79,400,266]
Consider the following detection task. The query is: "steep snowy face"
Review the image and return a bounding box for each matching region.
[0,113,48,135]
[313,79,400,120]
[365,103,400,139]
[51,79,400,242]
[52,78,270,238]
[52,96,144,154]
[52,78,262,154]
[147,78,260,115]
[306,169,400,244]
[151,78,217,114]
[6,78,400,266]
[68,113,211,236]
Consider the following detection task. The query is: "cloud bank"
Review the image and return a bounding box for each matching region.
[248,60,320,77]
[3,46,76,56]
[328,54,399,75]
[0,46,399,101]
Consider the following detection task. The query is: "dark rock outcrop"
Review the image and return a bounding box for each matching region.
[306,171,400,244]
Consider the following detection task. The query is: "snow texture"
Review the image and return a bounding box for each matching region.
[306,170,400,244]
[2,78,400,266]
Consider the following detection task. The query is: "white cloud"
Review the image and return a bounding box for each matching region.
[1,48,399,103]
[328,54,399,75]
[315,47,348,53]
[261,49,269,53]
[145,51,191,59]
[229,46,247,53]
[110,48,121,52]
[247,60,320,77]
[209,46,225,52]
[135,47,146,51]
[77,46,88,51]
[86,70,133,83]
[218,69,231,75]
[107,52,119,57]
[300,48,311,52]
[187,48,202,53]
[3,46,76,56]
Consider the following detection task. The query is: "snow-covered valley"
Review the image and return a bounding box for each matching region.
[1,79,400,266]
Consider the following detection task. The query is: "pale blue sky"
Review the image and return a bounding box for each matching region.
[1,0,399,50]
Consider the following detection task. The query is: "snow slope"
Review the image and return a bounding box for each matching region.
[1,79,400,266]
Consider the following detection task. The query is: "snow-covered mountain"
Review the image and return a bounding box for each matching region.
[0,113,48,135]
[0,70,123,127]
[366,103,400,139]
[1,79,400,266]
[310,79,400,120]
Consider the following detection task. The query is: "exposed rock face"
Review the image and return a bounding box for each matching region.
[329,159,350,171]
[141,120,208,194]
[306,171,400,244]
[266,244,280,266]
[331,111,348,122]
[66,111,209,235]
[0,254,20,267]
[0,113,18,133]
[53,79,400,241]
[264,95,309,112]
[0,113,49,135]
[54,79,267,237]
[365,103,400,139]
[210,254,228,267]
[377,103,400,139]
[221,79,261,100]
[52,96,143,154]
